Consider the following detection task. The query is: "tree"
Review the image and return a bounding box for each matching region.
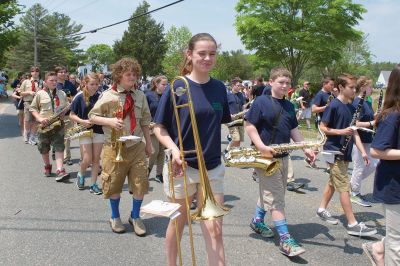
[113,1,167,79]
[211,50,253,81]
[0,0,20,68]
[5,4,84,73]
[235,0,366,86]
[162,25,192,80]
[86,44,115,72]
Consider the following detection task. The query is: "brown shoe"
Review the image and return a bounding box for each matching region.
[109,218,126,234]
[129,217,146,237]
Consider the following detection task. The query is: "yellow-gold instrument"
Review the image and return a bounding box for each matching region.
[110,100,125,162]
[167,76,230,266]
[224,123,326,176]
[64,124,93,140]
[37,103,71,134]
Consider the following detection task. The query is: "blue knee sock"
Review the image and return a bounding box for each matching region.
[273,219,289,241]
[253,206,266,222]
[109,198,120,219]
[131,198,143,219]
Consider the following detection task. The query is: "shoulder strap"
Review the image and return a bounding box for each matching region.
[268,96,283,145]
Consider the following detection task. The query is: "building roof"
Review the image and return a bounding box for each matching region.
[380,71,391,84]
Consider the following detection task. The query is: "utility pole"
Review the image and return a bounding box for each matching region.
[33,10,38,66]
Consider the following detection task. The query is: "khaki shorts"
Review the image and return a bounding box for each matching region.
[23,101,34,122]
[79,133,104,145]
[328,160,350,192]
[228,126,244,142]
[256,156,289,211]
[163,163,225,199]
[101,142,149,199]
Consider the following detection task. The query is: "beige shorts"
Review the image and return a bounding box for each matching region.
[79,133,104,145]
[228,126,244,142]
[23,101,34,122]
[163,163,225,199]
[328,160,350,192]
[256,156,289,211]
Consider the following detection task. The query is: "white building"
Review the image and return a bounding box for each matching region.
[377,70,391,88]
[77,63,109,79]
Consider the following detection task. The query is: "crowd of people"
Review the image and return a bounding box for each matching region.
[4,32,400,266]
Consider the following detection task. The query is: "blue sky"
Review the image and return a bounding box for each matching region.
[17,0,399,62]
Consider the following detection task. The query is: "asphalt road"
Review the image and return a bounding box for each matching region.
[0,98,384,265]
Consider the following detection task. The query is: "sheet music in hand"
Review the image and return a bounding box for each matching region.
[141,200,181,219]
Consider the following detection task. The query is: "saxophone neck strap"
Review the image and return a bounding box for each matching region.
[268,96,283,145]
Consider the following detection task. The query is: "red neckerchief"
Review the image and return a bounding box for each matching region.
[31,80,36,92]
[111,84,136,134]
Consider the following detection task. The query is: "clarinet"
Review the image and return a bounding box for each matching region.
[376,89,383,114]
[340,91,366,155]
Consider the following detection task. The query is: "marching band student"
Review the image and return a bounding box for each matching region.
[226,77,246,150]
[309,77,335,169]
[89,58,153,236]
[69,73,104,195]
[55,66,78,166]
[316,74,377,237]
[154,33,231,266]
[362,65,400,266]
[19,66,43,145]
[145,75,168,183]
[245,67,315,257]
[29,72,70,181]
[350,76,378,207]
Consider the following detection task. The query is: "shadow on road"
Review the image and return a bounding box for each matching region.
[0,113,20,140]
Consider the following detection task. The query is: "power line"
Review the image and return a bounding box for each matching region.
[69,0,184,37]
[64,0,100,16]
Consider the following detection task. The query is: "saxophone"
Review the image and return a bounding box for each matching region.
[37,103,71,134]
[224,124,326,176]
[226,99,254,127]
[64,124,93,140]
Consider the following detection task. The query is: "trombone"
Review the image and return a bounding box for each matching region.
[167,76,230,266]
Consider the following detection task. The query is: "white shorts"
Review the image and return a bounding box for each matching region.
[79,133,104,145]
[163,163,225,199]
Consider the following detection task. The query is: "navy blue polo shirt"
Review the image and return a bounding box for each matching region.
[227,91,245,115]
[352,97,374,143]
[154,77,231,170]
[245,95,298,145]
[70,92,103,134]
[372,112,400,204]
[57,80,78,97]
[262,84,272,96]
[312,90,332,119]
[145,90,162,120]
[322,98,355,161]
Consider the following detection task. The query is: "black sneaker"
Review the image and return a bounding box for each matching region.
[287,181,305,191]
[155,174,163,183]
[347,222,377,237]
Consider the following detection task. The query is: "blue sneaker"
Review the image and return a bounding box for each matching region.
[90,183,102,195]
[250,219,274,238]
[76,173,85,190]
[279,235,305,257]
